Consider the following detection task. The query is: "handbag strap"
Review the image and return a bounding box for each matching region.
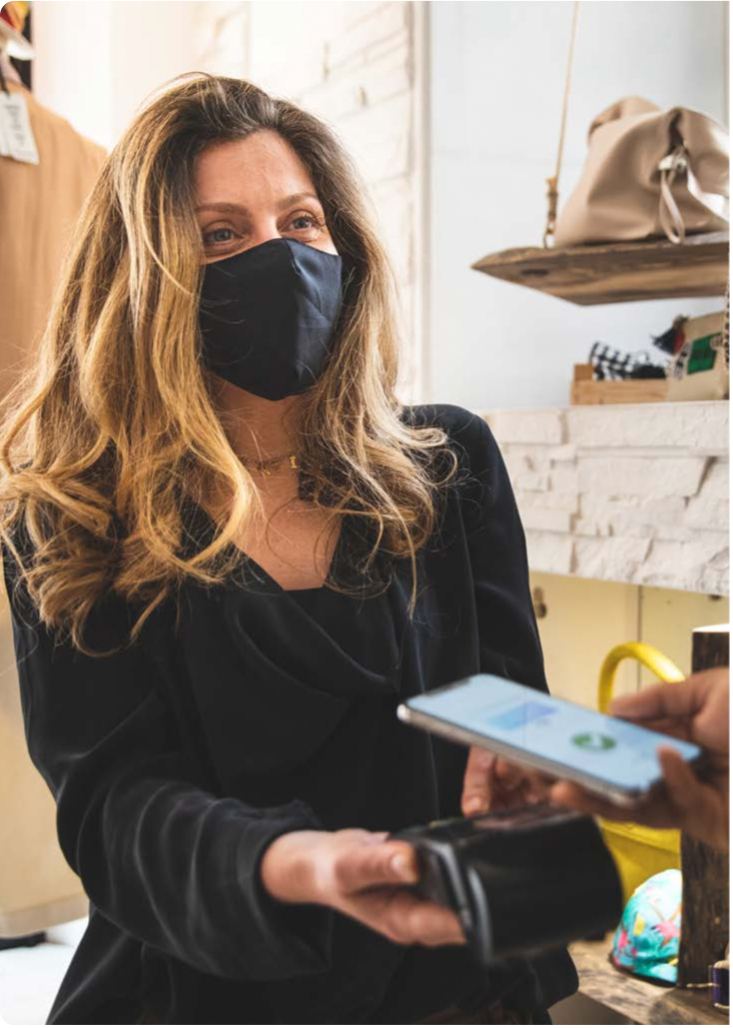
[659,145,730,244]
[544,0,581,248]
[658,147,689,243]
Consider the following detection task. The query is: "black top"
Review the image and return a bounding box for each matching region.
[3,404,577,1025]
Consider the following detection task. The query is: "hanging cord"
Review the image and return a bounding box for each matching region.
[723,0,727,130]
[544,0,580,248]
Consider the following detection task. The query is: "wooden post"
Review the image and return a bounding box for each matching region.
[677,624,729,988]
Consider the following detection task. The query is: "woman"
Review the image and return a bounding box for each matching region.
[0,74,576,1025]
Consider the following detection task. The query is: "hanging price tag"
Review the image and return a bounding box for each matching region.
[0,92,10,157]
[0,112,9,157]
[0,91,39,164]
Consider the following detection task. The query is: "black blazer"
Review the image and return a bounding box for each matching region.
[3,404,577,1024]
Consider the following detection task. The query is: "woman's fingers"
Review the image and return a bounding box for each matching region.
[494,756,527,788]
[327,835,466,947]
[522,775,554,804]
[333,840,419,894]
[381,889,465,946]
[548,780,623,819]
[461,746,495,815]
[462,748,550,817]
[353,887,465,947]
[493,757,549,807]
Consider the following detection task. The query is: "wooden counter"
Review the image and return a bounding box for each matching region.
[570,935,728,1025]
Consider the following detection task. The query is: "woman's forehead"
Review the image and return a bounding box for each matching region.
[193,132,319,208]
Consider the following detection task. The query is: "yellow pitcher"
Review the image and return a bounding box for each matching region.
[597,643,685,903]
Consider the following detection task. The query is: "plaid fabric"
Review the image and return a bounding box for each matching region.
[589,341,669,381]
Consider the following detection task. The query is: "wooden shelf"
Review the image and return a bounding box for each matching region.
[472,231,729,306]
[570,935,728,1025]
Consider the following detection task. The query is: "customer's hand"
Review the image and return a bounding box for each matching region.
[550,668,730,851]
[461,746,546,816]
[260,828,465,946]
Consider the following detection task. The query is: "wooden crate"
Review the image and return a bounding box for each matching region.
[570,364,668,405]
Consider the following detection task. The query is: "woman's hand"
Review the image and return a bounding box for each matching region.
[260,828,465,947]
[461,746,547,816]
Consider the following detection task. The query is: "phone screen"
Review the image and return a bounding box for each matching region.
[407,674,702,793]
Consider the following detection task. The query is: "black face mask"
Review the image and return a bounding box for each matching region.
[198,237,345,401]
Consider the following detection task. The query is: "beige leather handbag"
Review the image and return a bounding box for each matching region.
[553,96,729,247]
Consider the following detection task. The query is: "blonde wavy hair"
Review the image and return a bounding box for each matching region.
[0,73,463,656]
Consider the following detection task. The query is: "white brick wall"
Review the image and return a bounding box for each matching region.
[192,1,248,78]
[481,402,730,595]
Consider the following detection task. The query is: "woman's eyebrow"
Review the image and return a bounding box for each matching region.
[195,192,322,214]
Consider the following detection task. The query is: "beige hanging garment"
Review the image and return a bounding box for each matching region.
[0,76,106,936]
[0,78,106,397]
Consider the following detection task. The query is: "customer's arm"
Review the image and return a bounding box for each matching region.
[550,668,730,851]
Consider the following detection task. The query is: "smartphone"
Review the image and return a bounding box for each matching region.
[397,673,703,806]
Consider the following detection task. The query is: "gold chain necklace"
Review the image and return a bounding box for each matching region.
[240,451,300,477]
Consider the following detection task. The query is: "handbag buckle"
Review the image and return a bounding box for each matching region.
[658,146,688,175]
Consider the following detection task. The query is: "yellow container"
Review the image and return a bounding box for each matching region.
[597,643,684,903]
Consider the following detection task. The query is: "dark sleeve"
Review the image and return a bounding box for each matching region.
[456,410,548,694]
[1,531,333,982]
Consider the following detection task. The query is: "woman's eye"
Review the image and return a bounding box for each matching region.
[203,227,236,245]
[289,213,323,232]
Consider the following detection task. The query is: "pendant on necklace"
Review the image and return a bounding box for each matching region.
[253,453,299,476]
